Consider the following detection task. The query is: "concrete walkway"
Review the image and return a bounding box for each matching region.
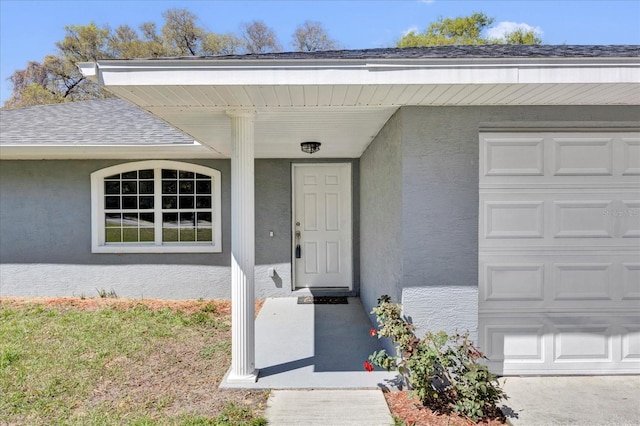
[500,376,640,425]
[265,389,393,425]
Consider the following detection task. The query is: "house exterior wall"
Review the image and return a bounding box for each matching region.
[360,105,640,343]
[359,110,404,327]
[0,158,360,299]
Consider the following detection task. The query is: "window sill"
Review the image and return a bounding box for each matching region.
[92,244,222,254]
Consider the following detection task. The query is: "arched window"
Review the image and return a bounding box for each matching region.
[91,161,222,253]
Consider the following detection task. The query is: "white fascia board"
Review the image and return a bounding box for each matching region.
[0,143,224,160]
[77,62,98,82]
[88,57,640,87]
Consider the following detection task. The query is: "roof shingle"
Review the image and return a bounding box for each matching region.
[0,98,194,146]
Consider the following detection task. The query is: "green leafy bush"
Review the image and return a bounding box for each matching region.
[368,295,505,422]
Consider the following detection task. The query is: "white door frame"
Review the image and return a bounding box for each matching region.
[291,163,353,291]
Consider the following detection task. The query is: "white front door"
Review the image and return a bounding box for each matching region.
[293,163,352,289]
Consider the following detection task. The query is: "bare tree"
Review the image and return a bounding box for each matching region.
[161,8,204,56]
[292,21,338,52]
[240,20,281,53]
[201,32,244,55]
[3,56,110,109]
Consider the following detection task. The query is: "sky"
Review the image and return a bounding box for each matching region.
[1,0,639,104]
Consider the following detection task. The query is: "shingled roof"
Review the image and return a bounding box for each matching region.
[0,98,194,146]
[129,45,640,61]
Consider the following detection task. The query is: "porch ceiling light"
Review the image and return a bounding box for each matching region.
[301,141,321,154]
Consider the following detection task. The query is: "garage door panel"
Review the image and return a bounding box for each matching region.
[480,131,640,375]
[480,314,640,374]
[483,137,544,176]
[620,200,640,237]
[481,254,639,311]
[481,132,640,186]
[553,200,614,238]
[553,137,613,176]
[553,263,613,301]
[622,263,640,300]
[622,325,640,361]
[482,263,545,302]
[554,326,612,362]
[480,191,639,248]
[621,137,640,175]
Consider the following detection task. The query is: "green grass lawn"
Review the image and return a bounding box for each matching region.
[0,298,268,426]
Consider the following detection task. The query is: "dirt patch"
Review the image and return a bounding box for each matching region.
[0,297,264,317]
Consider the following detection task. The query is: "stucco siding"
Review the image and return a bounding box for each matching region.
[359,110,403,329]
[0,158,360,299]
[399,105,640,340]
[0,159,232,299]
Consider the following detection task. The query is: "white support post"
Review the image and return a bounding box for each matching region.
[226,110,258,383]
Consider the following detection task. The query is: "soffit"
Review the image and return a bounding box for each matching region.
[82,54,639,159]
[106,82,639,159]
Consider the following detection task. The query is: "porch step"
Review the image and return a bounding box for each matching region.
[265,389,393,426]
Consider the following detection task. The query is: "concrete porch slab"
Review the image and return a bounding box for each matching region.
[221,297,400,389]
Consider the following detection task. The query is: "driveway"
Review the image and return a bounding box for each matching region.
[500,375,640,425]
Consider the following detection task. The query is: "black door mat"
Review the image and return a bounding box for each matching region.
[297,296,348,304]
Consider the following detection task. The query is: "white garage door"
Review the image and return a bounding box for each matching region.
[479,131,640,375]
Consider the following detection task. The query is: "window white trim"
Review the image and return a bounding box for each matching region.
[91,160,222,253]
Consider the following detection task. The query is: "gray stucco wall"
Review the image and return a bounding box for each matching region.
[359,110,404,322]
[254,158,360,298]
[360,105,640,342]
[0,158,360,299]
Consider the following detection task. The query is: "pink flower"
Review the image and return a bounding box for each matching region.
[363,360,374,372]
[369,328,377,337]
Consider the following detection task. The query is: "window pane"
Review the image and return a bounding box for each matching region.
[180,212,195,226]
[105,213,121,227]
[106,228,121,242]
[196,180,211,194]
[139,196,154,209]
[105,173,120,180]
[179,196,194,209]
[179,181,194,194]
[163,228,178,242]
[139,169,154,179]
[162,180,177,194]
[122,171,137,179]
[122,213,139,227]
[162,169,177,179]
[180,228,196,242]
[122,181,137,194]
[105,181,120,194]
[139,228,154,242]
[139,213,154,225]
[196,196,211,209]
[162,196,177,209]
[179,171,194,179]
[105,196,120,210]
[197,228,213,242]
[196,173,209,179]
[122,227,138,242]
[139,181,154,194]
[197,212,212,226]
[163,213,178,227]
[122,196,137,209]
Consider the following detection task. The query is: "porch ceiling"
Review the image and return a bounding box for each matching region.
[81,54,640,159]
